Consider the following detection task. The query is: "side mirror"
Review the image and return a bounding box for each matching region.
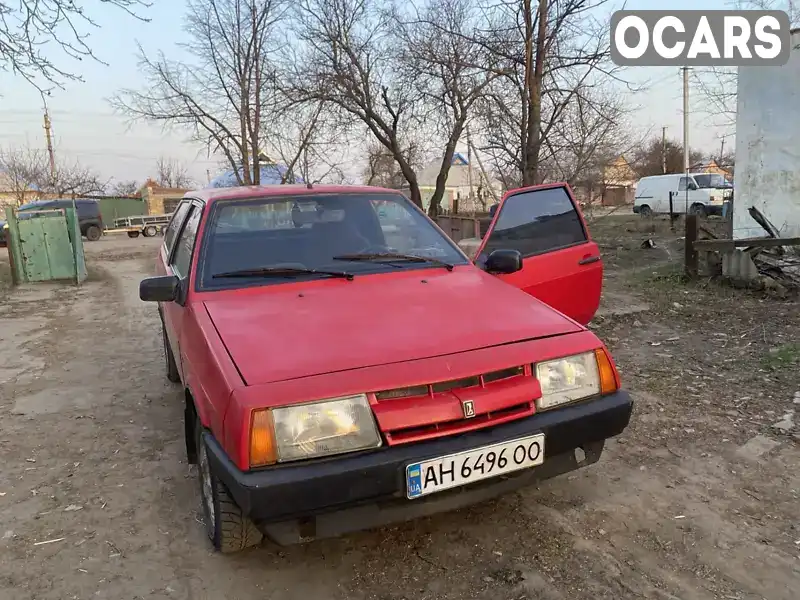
[489,203,499,219]
[140,275,180,302]
[688,182,698,190]
[484,249,522,274]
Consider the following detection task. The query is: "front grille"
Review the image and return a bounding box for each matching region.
[372,365,536,444]
[375,366,524,402]
[386,401,532,444]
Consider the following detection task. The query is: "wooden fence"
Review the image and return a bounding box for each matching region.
[434,214,492,243]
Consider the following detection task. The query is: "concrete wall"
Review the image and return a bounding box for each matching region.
[733,30,800,239]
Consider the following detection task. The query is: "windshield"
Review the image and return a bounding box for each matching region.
[198,192,468,289]
[693,174,729,189]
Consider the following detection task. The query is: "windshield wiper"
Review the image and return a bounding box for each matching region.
[332,252,454,271]
[212,266,354,280]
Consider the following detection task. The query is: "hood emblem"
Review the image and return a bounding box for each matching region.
[462,400,476,419]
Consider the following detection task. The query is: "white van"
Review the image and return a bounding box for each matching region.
[633,174,726,217]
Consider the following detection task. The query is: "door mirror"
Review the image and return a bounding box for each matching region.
[489,203,499,219]
[484,249,522,274]
[688,181,698,190]
[140,275,180,302]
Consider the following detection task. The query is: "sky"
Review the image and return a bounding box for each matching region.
[0,0,743,188]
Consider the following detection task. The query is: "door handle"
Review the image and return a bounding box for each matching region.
[578,256,600,266]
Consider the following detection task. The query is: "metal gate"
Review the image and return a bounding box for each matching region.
[4,206,87,284]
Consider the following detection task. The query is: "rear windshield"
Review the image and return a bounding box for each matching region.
[197,192,468,289]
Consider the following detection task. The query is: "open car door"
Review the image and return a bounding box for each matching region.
[473,183,602,326]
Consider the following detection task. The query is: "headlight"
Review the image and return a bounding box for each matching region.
[256,394,381,464]
[535,352,602,410]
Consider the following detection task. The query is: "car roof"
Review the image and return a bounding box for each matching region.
[185,184,403,204]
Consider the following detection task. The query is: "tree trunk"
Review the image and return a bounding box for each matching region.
[394,154,423,210]
[523,0,548,186]
[427,127,463,218]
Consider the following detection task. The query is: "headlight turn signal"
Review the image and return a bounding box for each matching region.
[249,394,382,467]
[249,409,278,467]
[535,348,618,411]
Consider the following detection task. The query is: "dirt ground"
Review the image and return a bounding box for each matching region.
[1,218,798,600]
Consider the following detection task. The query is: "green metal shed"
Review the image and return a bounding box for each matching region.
[98,197,148,225]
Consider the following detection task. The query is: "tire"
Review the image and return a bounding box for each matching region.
[639,205,652,217]
[196,416,263,553]
[689,203,707,217]
[127,231,140,238]
[85,225,102,241]
[163,324,180,383]
[143,225,158,237]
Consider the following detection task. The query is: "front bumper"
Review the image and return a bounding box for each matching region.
[204,391,633,544]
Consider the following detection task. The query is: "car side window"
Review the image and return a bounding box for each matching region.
[171,205,202,278]
[480,187,586,260]
[678,177,691,191]
[164,202,191,253]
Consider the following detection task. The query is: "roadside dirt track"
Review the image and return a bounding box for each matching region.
[1,225,798,600]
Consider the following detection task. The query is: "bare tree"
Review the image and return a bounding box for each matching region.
[269,100,349,184]
[473,0,624,187]
[393,0,504,215]
[109,180,140,196]
[155,157,193,188]
[47,160,107,197]
[113,0,290,186]
[0,146,47,205]
[538,84,633,188]
[362,141,423,188]
[290,0,427,205]
[1,1,150,89]
[630,137,704,179]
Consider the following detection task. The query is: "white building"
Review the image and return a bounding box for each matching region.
[733,29,800,239]
[410,152,504,213]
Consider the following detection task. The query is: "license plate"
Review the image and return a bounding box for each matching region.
[405,434,545,499]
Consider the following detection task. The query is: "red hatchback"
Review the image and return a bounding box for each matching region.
[139,183,633,553]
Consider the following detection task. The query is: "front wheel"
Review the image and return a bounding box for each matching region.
[143,225,158,237]
[638,205,653,217]
[689,203,707,217]
[196,417,263,553]
[85,225,102,241]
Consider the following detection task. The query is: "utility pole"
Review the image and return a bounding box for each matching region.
[682,67,690,213]
[42,104,56,182]
[662,126,667,174]
[466,125,475,213]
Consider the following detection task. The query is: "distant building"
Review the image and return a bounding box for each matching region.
[408,152,504,213]
[138,178,191,215]
[597,155,637,206]
[0,169,43,209]
[690,159,731,179]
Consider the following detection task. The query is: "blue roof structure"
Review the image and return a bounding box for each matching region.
[451,152,469,166]
[206,161,304,189]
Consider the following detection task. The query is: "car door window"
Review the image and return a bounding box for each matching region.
[479,186,587,261]
[678,177,692,191]
[164,202,191,254]
[171,205,202,278]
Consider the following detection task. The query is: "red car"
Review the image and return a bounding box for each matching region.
[139,183,633,553]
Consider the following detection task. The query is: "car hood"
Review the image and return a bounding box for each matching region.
[203,267,583,385]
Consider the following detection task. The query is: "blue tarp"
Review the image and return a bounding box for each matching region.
[206,163,303,189]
